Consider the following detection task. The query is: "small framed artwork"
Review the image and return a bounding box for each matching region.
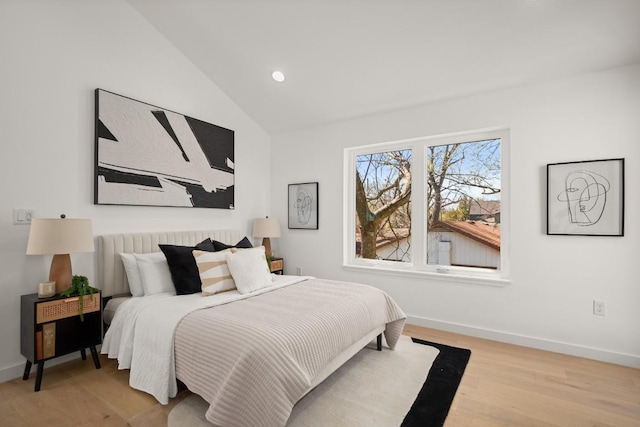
[288,182,319,229]
[547,158,624,236]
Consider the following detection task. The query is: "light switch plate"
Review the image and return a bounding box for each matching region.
[13,208,33,225]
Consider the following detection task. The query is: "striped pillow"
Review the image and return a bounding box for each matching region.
[193,249,236,296]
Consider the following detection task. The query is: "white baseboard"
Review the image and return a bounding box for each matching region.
[0,350,97,384]
[407,314,640,369]
[4,319,637,383]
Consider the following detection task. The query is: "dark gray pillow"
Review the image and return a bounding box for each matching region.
[159,238,215,295]
[212,236,253,251]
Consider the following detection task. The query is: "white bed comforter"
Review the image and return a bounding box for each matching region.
[101,275,309,403]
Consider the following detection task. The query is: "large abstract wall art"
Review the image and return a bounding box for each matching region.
[94,89,234,209]
[547,158,624,236]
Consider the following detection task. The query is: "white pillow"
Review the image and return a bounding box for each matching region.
[134,252,175,296]
[226,246,272,294]
[193,249,236,296]
[119,253,144,297]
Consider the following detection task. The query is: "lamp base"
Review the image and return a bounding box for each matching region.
[49,254,72,294]
[262,237,273,259]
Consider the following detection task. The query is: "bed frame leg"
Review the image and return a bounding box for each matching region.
[377,334,382,351]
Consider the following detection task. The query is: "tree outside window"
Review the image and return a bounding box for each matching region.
[355,150,412,262]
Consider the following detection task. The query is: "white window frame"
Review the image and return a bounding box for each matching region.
[343,127,510,286]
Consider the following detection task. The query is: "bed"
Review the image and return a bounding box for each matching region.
[98,229,406,427]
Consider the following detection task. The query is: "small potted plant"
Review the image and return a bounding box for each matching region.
[59,275,99,321]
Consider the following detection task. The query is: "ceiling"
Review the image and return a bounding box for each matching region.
[127,0,640,135]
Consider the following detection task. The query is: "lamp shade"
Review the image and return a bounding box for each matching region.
[26,217,94,294]
[26,218,94,255]
[252,217,281,238]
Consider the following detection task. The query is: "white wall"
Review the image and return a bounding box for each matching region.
[272,64,640,367]
[0,0,271,380]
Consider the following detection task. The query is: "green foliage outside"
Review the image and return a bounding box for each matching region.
[441,196,471,221]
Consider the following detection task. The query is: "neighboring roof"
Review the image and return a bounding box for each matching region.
[469,200,501,217]
[355,221,500,253]
[355,228,410,254]
[434,220,500,251]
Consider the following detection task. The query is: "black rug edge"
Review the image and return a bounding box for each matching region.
[400,338,472,427]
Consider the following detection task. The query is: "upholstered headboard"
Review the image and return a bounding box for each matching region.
[97,229,242,297]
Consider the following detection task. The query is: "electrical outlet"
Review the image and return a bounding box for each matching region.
[593,300,606,316]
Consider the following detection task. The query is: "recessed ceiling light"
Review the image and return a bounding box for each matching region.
[272,71,285,83]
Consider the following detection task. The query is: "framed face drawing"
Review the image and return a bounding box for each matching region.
[288,182,318,230]
[547,158,624,236]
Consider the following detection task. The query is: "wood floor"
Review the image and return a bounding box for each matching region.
[1,324,638,426]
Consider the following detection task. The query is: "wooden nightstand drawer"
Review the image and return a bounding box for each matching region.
[270,258,284,274]
[36,294,101,324]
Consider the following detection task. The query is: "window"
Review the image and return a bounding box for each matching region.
[355,149,412,263]
[344,128,510,285]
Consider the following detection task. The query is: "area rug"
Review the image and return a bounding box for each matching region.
[168,336,470,427]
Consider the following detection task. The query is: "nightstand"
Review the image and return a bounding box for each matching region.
[20,292,102,391]
[269,257,284,274]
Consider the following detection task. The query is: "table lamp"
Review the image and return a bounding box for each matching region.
[252,217,281,259]
[26,215,94,294]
